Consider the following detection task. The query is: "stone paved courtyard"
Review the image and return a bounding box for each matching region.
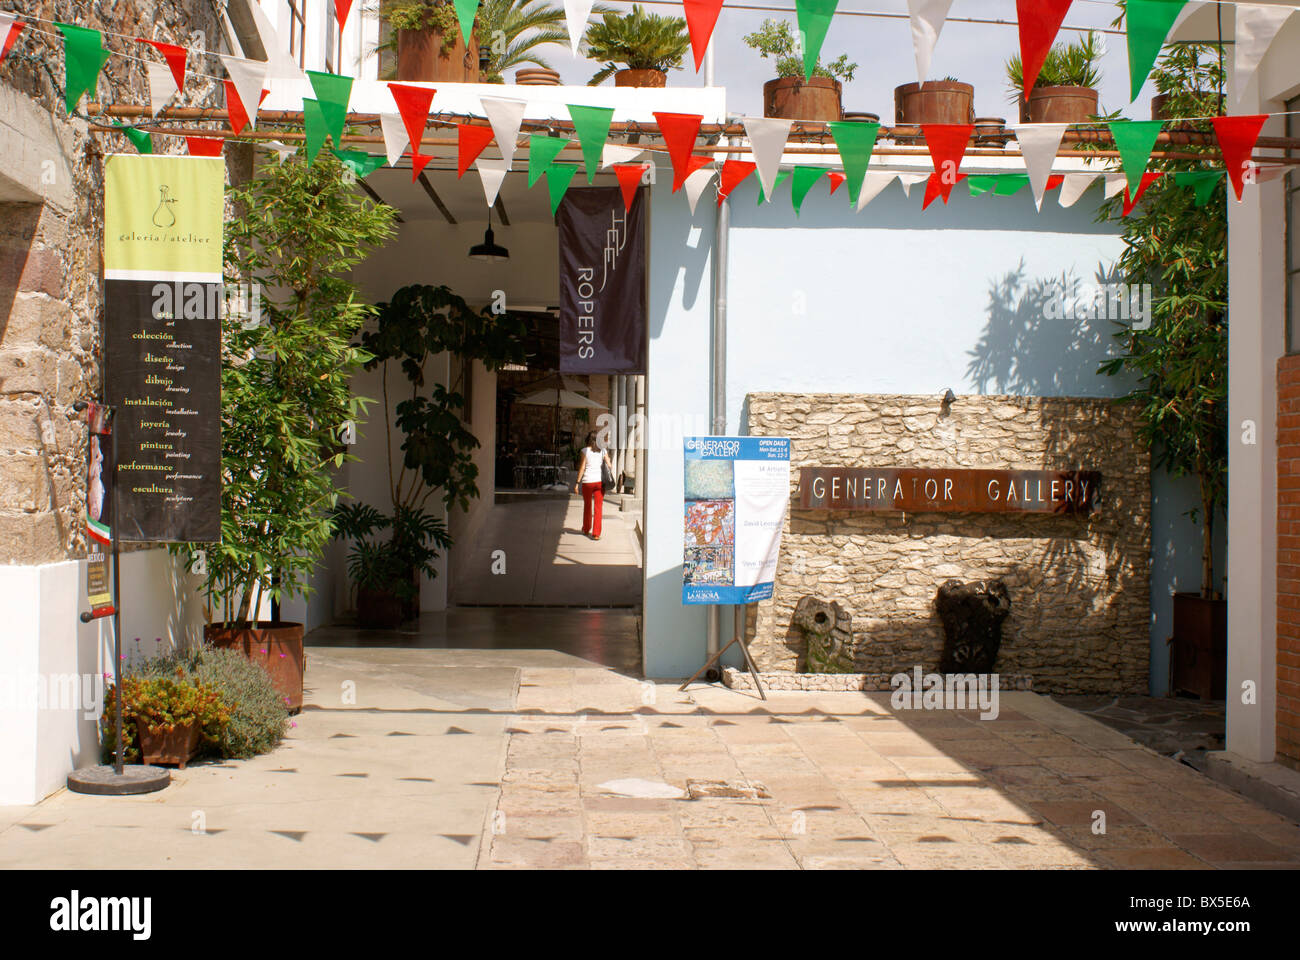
[2,641,1298,870]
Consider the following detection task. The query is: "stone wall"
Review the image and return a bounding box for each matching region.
[745,393,1151,694]
[0,2,226,564]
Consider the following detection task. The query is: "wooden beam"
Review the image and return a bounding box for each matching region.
[357,179,404,223]
[418,172,457,225]
[494,195,510,226]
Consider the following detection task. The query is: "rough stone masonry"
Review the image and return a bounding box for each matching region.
[745,393,1150,694]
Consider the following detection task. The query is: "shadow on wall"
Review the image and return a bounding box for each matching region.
[966,260,1132,397]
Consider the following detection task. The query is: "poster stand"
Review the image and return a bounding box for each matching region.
[678,608,768,701]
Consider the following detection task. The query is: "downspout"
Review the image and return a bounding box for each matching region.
[707,165,730,663]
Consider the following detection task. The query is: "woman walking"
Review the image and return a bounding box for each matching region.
[574,432,613,540]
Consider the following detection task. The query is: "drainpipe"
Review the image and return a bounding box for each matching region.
[707,177,730,662]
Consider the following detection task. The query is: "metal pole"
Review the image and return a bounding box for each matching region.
[707,187,730,661]
[704,42,715,88]
[110,414,123,777]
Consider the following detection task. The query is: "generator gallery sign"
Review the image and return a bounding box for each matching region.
[557,184,647,375]
[798,467,1102,514]
[103,154,223,542]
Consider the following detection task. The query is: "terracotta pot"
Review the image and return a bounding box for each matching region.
[205,621,304,712]
[515,68,561,86]
[137,720,201,768]
[764,76,842,123]
[615,68,667,88]
[357,586,405,629]
[396,26,479,83]
[894,81,974,142]
[1169,592,1227,700]
[1017,85,1099,124]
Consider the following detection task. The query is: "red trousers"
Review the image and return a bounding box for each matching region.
[581,482,603,537]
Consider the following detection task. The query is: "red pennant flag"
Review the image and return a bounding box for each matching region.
[683,0,725,72]
[388,82,436,158]
[1016,0,1074,97]
[410,152,434,182]
[186,136,224,157]
[717,159,756,203]
[654,112,703,192]
[457,124,496,178]
[335,0,355,32]
[614,163,648,211]
[1122,171,1163,216]
[922,124,974,206]
[684,154,712,180]
[137,39,188,92]
[827,171,847,195]
[1046,174,1064,191]
[1,20,25,63]
[224,84,269,135]
[1212,114,1267,201]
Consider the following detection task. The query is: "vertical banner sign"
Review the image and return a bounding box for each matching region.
[103,155,223,541]
[682,436,791,604]
[558,184,647,374]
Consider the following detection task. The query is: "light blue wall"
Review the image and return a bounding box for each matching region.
[643,169,1221,692]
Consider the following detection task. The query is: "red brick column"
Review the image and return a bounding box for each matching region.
[1277,354,1300,767]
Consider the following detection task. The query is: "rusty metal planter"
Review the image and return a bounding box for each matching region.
[205,621,304,712]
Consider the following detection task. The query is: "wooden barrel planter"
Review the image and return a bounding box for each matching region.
[1169,592,1227,700]
[1017,86,1099,124]
[515,68,561,86]
[396,26,479,83]
[764,76,842,122]
[974,116,1007,144]
[894,81,973,143]
[205,621,305,712]
[138,720,202,768]
[615,68,667,88]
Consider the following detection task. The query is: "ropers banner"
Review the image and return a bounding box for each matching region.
[103,154,223,542]
[557,184,647,375]
[682,436,791,605]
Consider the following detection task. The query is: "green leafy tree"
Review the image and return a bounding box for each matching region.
[584,5,691,85]
[1096,43,1227,598]
[183,151,396,626]
[742,18,857,82]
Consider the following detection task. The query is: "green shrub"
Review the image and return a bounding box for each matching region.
[101,674,229,764]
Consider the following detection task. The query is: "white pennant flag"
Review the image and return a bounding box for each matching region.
[897,172,929,197]
[481,96,528,169]
[221,55,269,130]
[1256,165,1288,184]
[683,167,718,215]
[1057,173,1100,208]
[743,117,792,203]
[1235,3,1295,105]
[601,144,645,168]
[1104,173,1128,199]
[475,156,510,207]
[1013,123,1068,210]
[564,0,597,54]
[146,62,178,117]
[379,112,408,166]
[908,0,956,85]
[856,171,898,211]
[263,140,296,164]
[249,0,306,81]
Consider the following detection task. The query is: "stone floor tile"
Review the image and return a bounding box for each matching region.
[1166,832,1300,864]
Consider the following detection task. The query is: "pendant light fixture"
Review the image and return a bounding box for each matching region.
[468,208,509,262]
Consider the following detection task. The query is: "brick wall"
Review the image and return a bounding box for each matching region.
[1277,354,1300,768]
[746,393,1151,695]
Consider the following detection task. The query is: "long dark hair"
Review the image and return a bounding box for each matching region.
[584,431,599,450]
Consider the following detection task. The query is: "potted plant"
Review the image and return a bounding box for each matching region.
[1096,44,1227,700]
[477,0,614,83]
[382,0,483,82]
[1006,30,1103,124]
[180,150,396,709]
[744,18,857,123]
[894,76,974,142]
[102,674,229,769]
[333,503,452,627]
[583,4,690,87]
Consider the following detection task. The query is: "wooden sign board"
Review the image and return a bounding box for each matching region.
[798,467,1101,514]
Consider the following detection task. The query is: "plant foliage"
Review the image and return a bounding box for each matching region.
[101,674,229,763]
[743,18,857,82]
[1006,30,1103,100]
[584,4,691,85]
[478,0,615,80]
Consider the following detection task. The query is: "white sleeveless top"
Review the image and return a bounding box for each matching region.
[581,447,604,484]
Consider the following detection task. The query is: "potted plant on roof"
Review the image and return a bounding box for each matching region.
[476,0,615,83]
[583,4,690,87]
[381,0,484,82]
[178,149,396,708]
[1096,44,1227,700]
[1006,30,1103,124]
[894,75,973,142]
[744,18,857,123]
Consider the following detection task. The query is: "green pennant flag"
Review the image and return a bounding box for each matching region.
[828,121,879,204]
[795,0,840,82]
[112,121,153,155]
[307,70,353,149]
[453,0,479,45]
[568,104,615,183]
[55,23,113,114]
[303,98,328,164]
[1173,170,1223,207]
[790,166,827,216]
[966,175,996,197]
[758,169,791,205]
[547,164,579,215]
[993,174,1029,196]
[528,135,569,187]
[1109,120,1164,195]
[334,149,387,179]
[1126,0,1189,102]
